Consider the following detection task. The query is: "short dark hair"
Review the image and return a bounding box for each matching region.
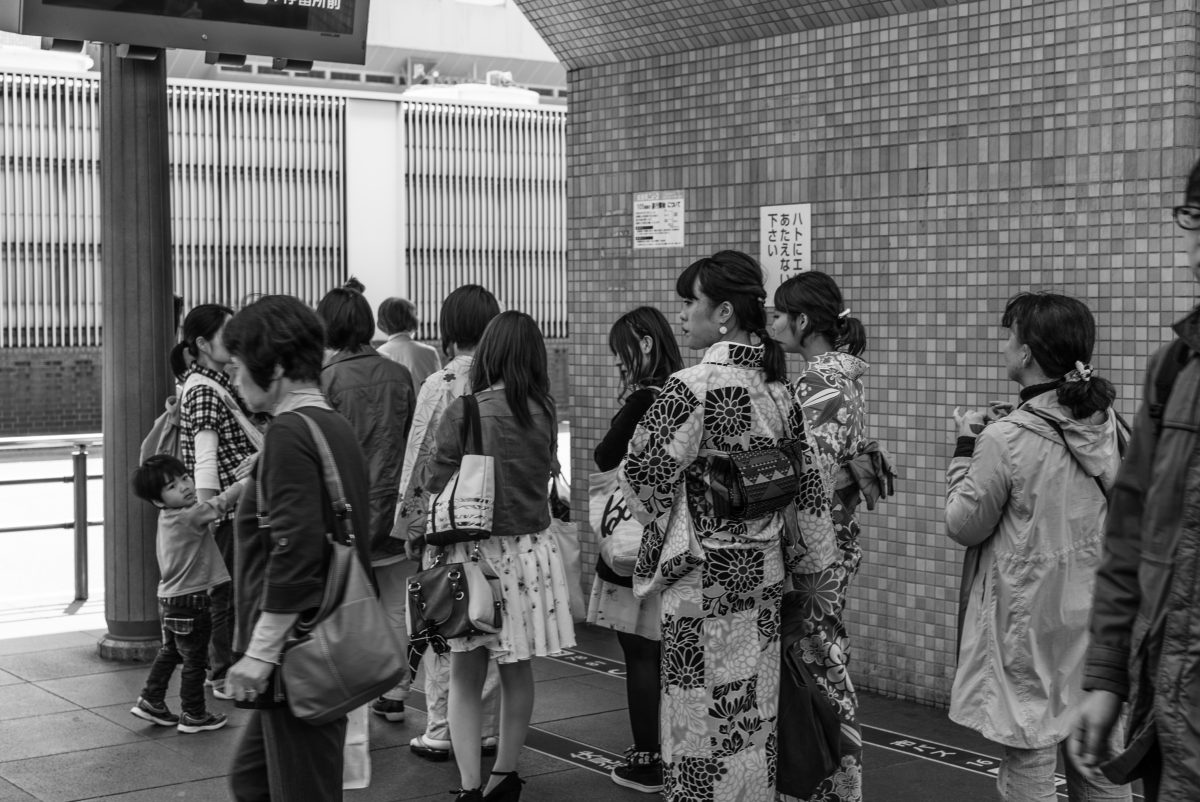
[378,297,419,336]
[1002,292,1116,419]
[223,295,326,391]
[131,454,188,504]
[440,285,500,357]
[316,287,375,351]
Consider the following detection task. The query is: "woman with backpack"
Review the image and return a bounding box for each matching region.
[173,303,262,701]
[945,292,1130,802]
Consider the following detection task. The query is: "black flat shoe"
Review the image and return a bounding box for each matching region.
[483,771,524,802]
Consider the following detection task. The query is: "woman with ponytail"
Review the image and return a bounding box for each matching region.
[770,271,870,801]
[620,250,811,801]
[944,292,1129,802]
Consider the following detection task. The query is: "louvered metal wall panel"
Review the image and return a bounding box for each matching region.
[403,100,566,341]
[1,72,101,347]
[2,73,346,346]
[2,73,566,348]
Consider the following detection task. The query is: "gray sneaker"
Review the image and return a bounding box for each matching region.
[177,710,228,734]
[130,697,179,727]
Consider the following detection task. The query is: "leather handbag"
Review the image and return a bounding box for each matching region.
[427,394,495,546]
[406,546,502,654]
[265,413,406,726]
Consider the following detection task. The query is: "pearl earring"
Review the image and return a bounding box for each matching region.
[718,325,728,335]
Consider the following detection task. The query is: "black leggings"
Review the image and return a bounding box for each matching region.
[617,630,661,753]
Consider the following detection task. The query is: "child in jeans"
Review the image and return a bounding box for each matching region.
[129,455,245,733]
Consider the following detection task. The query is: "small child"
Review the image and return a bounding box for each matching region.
[128,454,246,734]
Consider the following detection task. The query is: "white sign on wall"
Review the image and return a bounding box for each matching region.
[633,190,685,249]
[759,203,812,298]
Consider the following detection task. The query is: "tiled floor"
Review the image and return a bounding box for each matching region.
[0,609,1075,802]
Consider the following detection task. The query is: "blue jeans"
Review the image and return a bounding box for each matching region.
[141,595,212,716]
[999,740,1132,802]
[208,519,235,683]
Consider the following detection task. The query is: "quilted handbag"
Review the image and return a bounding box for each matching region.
[270,413,406,726]
[427,394,495,546]
[709,437,806,521]
[406,547,502,654]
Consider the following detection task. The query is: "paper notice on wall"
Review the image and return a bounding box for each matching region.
[760,203,812,298]
[633,191,685,249]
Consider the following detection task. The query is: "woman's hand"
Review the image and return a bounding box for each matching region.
[224,655,275,703]
[1067,689,1123,781]
[953,406,988,437]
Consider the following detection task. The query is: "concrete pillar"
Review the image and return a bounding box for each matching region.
[96,45,174,661]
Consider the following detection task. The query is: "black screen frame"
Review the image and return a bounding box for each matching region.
[9,0,370,64]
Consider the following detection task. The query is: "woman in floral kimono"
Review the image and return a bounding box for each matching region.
[770,272,869,802]
[620,250,806,802]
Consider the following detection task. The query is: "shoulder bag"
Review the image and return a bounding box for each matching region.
[264,412,406,726]
[427,394,495,546]
[708,386,808,521]
[406,544,502,654]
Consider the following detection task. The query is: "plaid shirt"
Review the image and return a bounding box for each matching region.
[179,364,257,502]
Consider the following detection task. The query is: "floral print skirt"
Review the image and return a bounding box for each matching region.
[587,575,662,640]
[660,540,784,802]
[778,507,863,802]
[443,529,577,664]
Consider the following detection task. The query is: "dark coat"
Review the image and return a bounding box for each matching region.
[1084,307,1200,797]
[321,348,415,562]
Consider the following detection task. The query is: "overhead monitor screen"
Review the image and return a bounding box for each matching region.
[42,1,356,35]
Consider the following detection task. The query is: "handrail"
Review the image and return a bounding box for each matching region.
[0,434,103,600]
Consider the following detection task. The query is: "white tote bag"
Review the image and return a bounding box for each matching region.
[588,466,642,578]
[428,394,495,545]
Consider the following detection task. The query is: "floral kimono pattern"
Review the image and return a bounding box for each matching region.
[780,351,869,802]
[621,341,814,802]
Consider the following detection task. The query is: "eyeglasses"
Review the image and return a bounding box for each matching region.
[1173,205,1200,231]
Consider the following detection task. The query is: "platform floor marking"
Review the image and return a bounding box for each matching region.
[544,649,1142,799]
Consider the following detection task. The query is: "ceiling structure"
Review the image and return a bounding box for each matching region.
[513,0,964,70]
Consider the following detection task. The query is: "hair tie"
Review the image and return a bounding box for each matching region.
[838,308,851,319]
[1066,360,1094,383]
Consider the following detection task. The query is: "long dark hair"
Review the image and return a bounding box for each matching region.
[773,271,867,356]
[1002,292,1116,419]
[170,303,234,371]
[608,306,683,396]
[675,250,786,383]
[470,311,555,428]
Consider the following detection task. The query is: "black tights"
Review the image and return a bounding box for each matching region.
[617,630,661,753]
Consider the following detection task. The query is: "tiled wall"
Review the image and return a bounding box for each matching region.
[562,0,1200,705]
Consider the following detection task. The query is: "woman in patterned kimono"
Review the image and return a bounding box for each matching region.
[770,272,869,802]
[620,250,802,802]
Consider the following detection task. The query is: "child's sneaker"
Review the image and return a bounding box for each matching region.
[130,697,179,727]
[177,710,228,733]
[610,748,663,794]
[206,678,234,701]
[369,697,406,722]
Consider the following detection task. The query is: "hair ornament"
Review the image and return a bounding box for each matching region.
[1066,360,1094,383]
[838,308,851,319]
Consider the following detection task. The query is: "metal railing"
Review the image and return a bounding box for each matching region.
[0,433,102,600]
